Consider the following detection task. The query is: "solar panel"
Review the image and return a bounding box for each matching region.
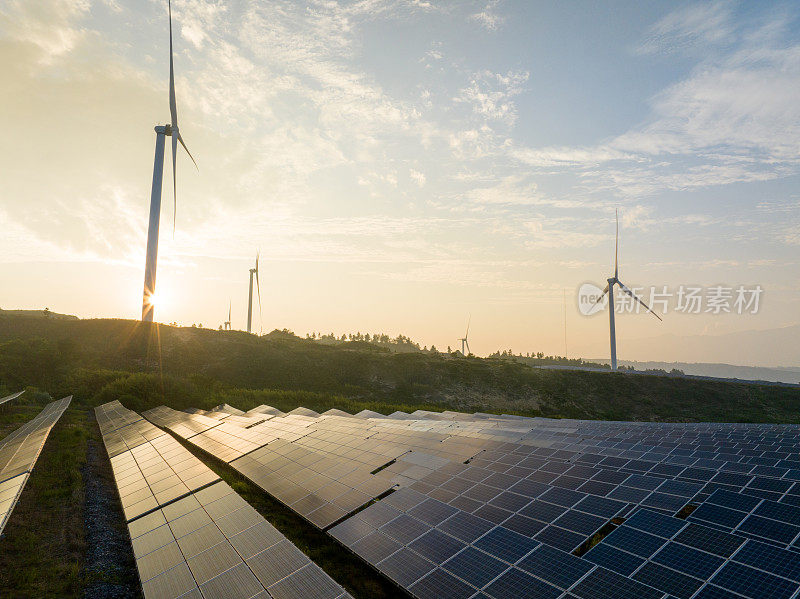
[0,391,24,407]
[0,396,71,535]
[96,401,350,599]
[133,404,800,599]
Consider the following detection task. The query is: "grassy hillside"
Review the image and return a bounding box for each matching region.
[0,314,798,422]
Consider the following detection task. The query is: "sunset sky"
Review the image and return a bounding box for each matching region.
[1,1,798,365]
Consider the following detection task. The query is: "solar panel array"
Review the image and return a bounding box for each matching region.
[0,396,71,535]
[585,507,800,599]
[0,390,24,407]
[96,401,352,599]
[134,404,800,599]
[142,406,402,529]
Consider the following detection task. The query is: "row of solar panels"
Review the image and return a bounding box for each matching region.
[136,403,800,599]
[95,401,352,599]
[0,396,71,535]
[0,390,24,407]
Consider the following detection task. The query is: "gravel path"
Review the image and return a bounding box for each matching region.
[82,436,141,599]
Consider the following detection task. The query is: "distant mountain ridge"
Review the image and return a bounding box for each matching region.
[603,324,800,372]
[587,359,800,385]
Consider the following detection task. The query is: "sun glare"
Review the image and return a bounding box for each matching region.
[147,292,164,309]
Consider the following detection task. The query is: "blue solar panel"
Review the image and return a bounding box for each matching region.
[538,487,585,507]
[483,567,561,599]
[570,567,664,599]
[377,547,435,587]
[656,479,704,497]
[651,541,724,579]
[380,513,430,544]
[734,540,800,582]
[673,523,746,558]
[737,514,800,545]
[443,546,508,588]
[625,508,686,538]
[755,500,800,526]
[516,544,593,590]
[706,489,761,512]
[552,509,606,535]
[519,500,568,522]
[573,495,626,518]
[633,561,703,599]
[689,504,748,530]
[501,514,546,537]
[584,543,644,576]
[409,567,475,599]
[711,561,798,599]
[473,526,539,563]
[533,524,587,552]
[408,529,465,564]
[603,525,666,558]
[623,474,664,491]
[640,491,688,513]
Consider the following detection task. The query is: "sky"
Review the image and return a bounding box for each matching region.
[0,0,799,366]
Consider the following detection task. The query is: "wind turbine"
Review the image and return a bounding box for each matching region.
[595,209,661,371]
[141,0,198,322]
[459,316,471,356]
[246,253,261,334]
[223,301,231,330]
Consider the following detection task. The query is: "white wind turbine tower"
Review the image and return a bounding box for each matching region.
[141,0,198,322]
[459,316,471,356]
[246,253,261,334]
[224,301,231,330]
[595,209,662,371]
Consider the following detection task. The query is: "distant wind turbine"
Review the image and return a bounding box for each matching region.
[595,209,662,371]
[459,316,471,356]
[141,0,198,322]
[246,253,261,334]
[224,301,231,330]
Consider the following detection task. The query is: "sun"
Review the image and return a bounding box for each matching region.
[146,291,167,310]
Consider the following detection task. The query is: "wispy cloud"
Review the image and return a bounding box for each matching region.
[454,70,529,127]
[637,1,735,55]
[470,1,503,31]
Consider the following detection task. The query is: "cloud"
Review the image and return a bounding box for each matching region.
[510,14,800,199]
[637,1,735,55]
[0,0,91,63]
[409,169,426,187]
[454,70,529,127]
[470,1,503,31]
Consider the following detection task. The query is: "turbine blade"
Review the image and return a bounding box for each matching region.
[465,314,471,339]
[177,132,198,170]
[256,270,262,332]
[594,285,609,304]
[617,281,663,321]
[168,0,178,130]
[171,134,177,235]
[615,208,619,278]
[255,252,262,326]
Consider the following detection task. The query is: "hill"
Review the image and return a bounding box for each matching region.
[0,308,78,321]
[0,314,799,423]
